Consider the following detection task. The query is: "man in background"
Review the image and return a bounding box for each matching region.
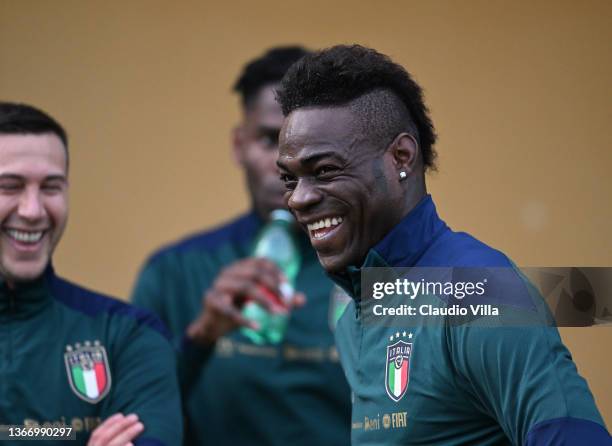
[0,102,182,446]
[131,47,351,445]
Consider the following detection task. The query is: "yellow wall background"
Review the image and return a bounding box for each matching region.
[1,0,611,427]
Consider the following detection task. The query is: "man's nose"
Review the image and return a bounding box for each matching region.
[18,188,45,221]
[288,178,323,211]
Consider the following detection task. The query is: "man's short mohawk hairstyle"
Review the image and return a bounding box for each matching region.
[277,45,437,169]
[233,46,310,108]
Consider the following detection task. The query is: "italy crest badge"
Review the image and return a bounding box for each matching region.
[64,340,111,403]
[385,332,412,402]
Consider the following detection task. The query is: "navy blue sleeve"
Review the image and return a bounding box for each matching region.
[525,417,611,445]
[451,324,608,445]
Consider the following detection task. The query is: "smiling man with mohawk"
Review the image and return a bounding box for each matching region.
[276,45,610,445]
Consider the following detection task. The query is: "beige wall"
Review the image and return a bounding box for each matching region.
[1,0,610,426]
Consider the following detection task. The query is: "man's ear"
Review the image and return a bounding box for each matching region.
[232,125,245,166]
[389,133,419,175]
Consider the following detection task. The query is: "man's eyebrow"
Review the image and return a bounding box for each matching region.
[277,151,346,171]
[299,151,346,165]
[44,175,68,182]
[0,174,23,181]
[0,174,67,182]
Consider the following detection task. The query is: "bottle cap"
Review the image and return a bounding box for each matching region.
[269,209,295,224]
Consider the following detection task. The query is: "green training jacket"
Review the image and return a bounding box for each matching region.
[0,266,183,445]
[332,196,609,445]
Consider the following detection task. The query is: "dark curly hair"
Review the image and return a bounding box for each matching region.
[277,45,437,170]
[233,46,311,109]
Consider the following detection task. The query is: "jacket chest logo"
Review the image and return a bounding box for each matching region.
[64,340,112,404]
[385,332,413,402]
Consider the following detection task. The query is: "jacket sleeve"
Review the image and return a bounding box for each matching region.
[450,323,610,445]
[131,255,214,396]
[102,317,184,446]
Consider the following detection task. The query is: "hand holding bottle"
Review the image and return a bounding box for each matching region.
[187,257,304,347]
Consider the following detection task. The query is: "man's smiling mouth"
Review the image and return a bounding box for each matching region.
[306,216,343,240]
[3,228,45,244]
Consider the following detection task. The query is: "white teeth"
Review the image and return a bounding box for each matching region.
[6,229,44,244]
[306,216,344,233]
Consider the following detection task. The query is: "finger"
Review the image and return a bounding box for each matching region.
[290,292,307,308]
[243,257,279,275]
[216,299,260,330]
[107,421,144,446]
[89,414,139,445]
[227,258,285,290]
[217,264,284,297]
[88,413,126,445]
[215,277,284,312]
[206,292,243,324]
[249,258,288,291]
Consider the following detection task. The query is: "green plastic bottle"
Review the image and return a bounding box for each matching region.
[241,209,302,344]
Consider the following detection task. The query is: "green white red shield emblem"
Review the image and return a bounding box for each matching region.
[385,336,412,402]
[64,341,111,403]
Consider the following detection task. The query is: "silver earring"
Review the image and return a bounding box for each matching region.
[399,171,407,180]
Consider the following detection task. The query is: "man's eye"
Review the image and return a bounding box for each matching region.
[280,174,297,190]
[42,184,63,192]
[260,133,279,148]
[0,183,21,192]
[315,166,338,178]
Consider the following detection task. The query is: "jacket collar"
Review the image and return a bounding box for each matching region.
[329,195,448,298]
[0,265,54,319]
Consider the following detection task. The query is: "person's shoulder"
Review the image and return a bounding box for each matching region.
[429,230,551,315]
[147,211,261,265]
[427,229,513,268]
[50,274,170,340]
